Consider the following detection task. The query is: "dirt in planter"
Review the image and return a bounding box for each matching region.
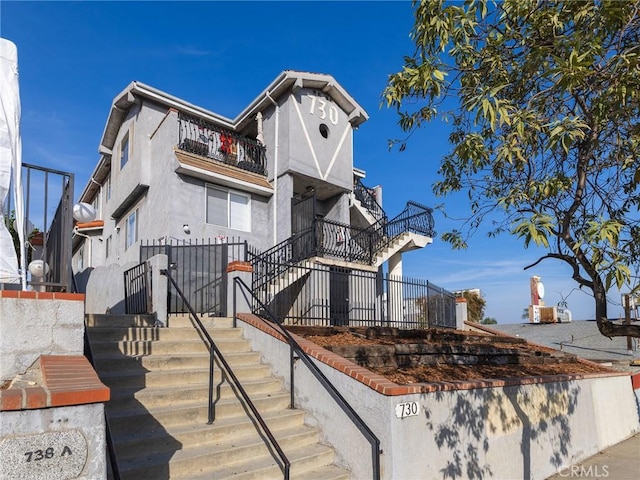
[295,328,612,384]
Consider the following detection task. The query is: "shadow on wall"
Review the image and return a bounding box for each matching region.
[74,267,93,293]
[422,381,580,479]
[81,263,136,314]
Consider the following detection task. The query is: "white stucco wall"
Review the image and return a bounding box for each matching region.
[0,403,106,480]
[0,296,85,380]
[83,262,136,315]
[239,319,640,480]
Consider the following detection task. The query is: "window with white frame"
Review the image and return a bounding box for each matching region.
[206,185,250,231]
[120,132,130,170]
[91,194,100,220]
[106,174,111,202]
[77,245,84,270]
[105,235,112,259]
[125,209,138,250]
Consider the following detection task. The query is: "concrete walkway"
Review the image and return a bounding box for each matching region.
[546,432,640,479]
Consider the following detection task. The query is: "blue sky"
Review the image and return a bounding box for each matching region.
[1,1,623,323]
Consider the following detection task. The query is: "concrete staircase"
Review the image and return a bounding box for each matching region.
[86,313,350,480]
[372,232,432,267]
[265,260,313,300]
[351,196,382,227]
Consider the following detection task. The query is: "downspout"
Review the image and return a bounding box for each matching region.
[265,91,279,246]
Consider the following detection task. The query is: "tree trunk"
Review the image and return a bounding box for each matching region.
[594,280,640,338]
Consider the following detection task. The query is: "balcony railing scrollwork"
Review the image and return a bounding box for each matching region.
[177,112,267,176]
[250,202,436,293]
[353,178,386,223]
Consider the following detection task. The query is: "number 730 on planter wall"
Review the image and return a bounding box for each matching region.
[395,401,420,419]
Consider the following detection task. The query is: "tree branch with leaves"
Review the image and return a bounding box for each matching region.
[384,0,640,338]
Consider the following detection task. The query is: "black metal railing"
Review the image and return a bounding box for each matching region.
[161,269,291,479]
[250,261,457,329]
[251,202,435,286]
[353,178,386,223]
[124,262,150,314]
[233,277,381,480]
[177,112,267,176]
[253,201,435,272]
[387,275,457,329]
[249,218,377,291]
[3,163,74,291]
[352,200,436,263]
[83,326,121,480]
[141,238,248,315]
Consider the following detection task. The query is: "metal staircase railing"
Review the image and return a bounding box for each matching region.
[233,277,381,480]
[353,177,386,223]
[161,268,291,479]
[249,201,435,302]
[357,200,436,261]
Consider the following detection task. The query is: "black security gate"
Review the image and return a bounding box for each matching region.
[252,262,457,329]
[330,266,350,326]
[291,193,317,261]
[141,239,247,315]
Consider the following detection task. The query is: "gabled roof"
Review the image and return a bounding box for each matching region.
[81,70,369,203]
[99,70,367,156]
[234,70,369,131]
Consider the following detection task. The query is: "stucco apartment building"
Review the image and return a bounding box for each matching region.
[72,70,440,325]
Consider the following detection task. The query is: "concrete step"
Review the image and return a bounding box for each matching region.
[168,314,234,329]
[86,313,156,328]
[93,351,262,373]
[113,408,307,461]
[183,442,344,480]
[88,325,243,342]
[204,459,351,480]
[117,425,327,480]
[107,377,284,411]
[90,313,348,480]
[91,338,252,356]
[100,364,271,389]
[107,391,292,431]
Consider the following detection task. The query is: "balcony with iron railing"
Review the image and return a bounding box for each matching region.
[250,201,436,292]
[177,112,267,176]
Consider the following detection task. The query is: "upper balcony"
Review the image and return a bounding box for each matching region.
[177,112,267,176]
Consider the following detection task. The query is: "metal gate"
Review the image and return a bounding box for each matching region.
[140,239,246,315]
[291,193,317,261]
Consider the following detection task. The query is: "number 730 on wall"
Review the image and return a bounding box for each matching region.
[308,95,339,126]
[395,401,420,419]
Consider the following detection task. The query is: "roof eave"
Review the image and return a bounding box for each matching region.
[234,70,369,131]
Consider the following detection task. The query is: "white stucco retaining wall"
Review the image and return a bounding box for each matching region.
[0,295,84,380]
[82,262,136,315]
[0,403,106,480]
[239,318,640,480]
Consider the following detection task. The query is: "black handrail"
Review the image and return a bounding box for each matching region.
[160,269,290,479]
[233,277,381,480]
[353,177,387,223]
[351,200,436,262]
[83,326,121,480]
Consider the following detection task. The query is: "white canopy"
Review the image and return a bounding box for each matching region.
[0,38,26,288]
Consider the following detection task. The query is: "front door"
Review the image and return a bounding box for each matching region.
[330,266,349,326]
[291,193,316,261]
